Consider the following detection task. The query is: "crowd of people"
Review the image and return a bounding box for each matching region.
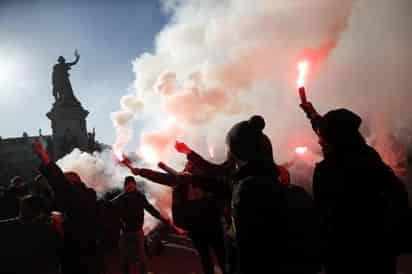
[0,101,410,274]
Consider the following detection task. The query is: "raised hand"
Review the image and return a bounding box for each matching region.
[33,138,44,154]
[121,156,132,166]
[299,102,318,120]
[33,139,50,164]
[174,141,191,155]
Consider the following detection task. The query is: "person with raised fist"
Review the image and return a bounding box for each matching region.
[33,139,98,274]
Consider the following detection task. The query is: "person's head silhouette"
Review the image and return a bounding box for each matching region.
[57,56,65,64]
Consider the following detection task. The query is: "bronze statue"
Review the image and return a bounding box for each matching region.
[52,49,80,103]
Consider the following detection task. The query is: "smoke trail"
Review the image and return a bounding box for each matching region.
[110,94,144,154]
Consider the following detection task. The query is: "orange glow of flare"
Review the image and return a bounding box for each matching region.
[297,60,309,88]
[295,146,308,155]
[208,144,215,159]
[113,146,124,162]
[139,145,158,164]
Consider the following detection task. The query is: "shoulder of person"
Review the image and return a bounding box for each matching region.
[314,159,328,170]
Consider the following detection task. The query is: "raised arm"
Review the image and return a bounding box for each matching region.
[175,141,230,175]
[33,139,80,212]
[136,168,181,187]
[300,102,322,133]
[67,49,80,66]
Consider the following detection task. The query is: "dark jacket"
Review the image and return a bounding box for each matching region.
[0,190,20,219]
[313,144,409,258]
[39,162,97,253]
[112,190,163,232]
[97,199,121,251]
[139,168,229,231]
[232,161,321,274]
[0,218,62,274]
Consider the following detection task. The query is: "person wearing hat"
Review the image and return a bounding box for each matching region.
[301,106,409,274]
[227,115,321,274]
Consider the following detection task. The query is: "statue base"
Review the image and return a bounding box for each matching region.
[47,98,89,159]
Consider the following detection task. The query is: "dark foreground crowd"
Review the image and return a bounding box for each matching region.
[0,103,411,274]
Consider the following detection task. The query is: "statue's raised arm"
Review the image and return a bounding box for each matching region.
[67,49,80,66]
[52,49,81,103]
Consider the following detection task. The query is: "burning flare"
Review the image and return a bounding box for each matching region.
[297,60,309,88]
[295,146,308,155]
[139,145,158,165]
[113,145,124,162]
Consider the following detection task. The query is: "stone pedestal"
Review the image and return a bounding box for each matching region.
[47,99,89,159]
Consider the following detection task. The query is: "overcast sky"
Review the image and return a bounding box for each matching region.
[0,0,168,144]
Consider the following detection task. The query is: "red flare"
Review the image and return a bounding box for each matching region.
[138,145,158,164]
[295,146,308,155]
[297,60,309,88]
[113,147,124,162]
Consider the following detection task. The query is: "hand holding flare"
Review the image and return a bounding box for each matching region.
[114,150,140,175]
[175,141,192,155]
[296,60,319,120]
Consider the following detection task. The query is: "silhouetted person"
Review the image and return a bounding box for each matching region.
[301,106,409,274]
[133,160,230,274]
[52,49,80,102]
[112,176,170,274]
[174,140,295,274]
[227,115,321,274]
[96,189,122,274]
[0,176,28,219]
[0,195,62,274]
[29,174,54,213]
[33,139,98,274]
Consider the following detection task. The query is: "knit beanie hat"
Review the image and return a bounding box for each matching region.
[226,115,273,162]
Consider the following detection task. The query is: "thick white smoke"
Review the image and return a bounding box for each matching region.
[57,0,412,230]
[56,148,171,232]
[123,0,358,165]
